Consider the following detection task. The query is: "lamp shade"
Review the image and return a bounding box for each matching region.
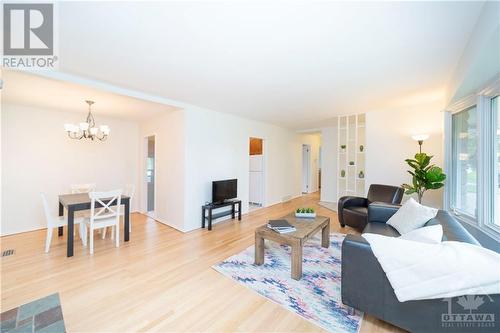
[412,134,429,142]
[100,125,110,135]
[79,122,89,131]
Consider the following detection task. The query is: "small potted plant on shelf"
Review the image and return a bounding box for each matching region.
[340,170,346,177]
[340,144,346,152]
[349,161,355,166]
[295,207,316,218]
[359,145,364,152]
[358,171,365,179]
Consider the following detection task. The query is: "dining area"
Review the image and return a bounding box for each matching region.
[42,184,135,257]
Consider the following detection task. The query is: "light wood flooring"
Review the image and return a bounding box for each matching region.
[1,192,403,332]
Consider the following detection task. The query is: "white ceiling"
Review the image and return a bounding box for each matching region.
[1,70,178,120]
[19,2,489,128]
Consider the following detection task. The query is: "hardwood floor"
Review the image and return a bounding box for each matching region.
[1,192,403,332]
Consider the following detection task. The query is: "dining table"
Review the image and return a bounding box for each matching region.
[58,193,130,257]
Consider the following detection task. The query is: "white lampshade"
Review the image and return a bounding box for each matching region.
[100,125,110,135]
[412,134,429,141]
[90,127,98,135]
[64,123,73,132]
[79,122,89,131]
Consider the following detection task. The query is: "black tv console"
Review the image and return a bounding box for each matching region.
[202,200,242,231]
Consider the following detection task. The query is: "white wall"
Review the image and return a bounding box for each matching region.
[182,107,303,232]
[320,126,338,203]
[1,104,140,236]
[299,133,321,193]
[447,1,500,104]
[139,110,186,231]
[365,101,444,208]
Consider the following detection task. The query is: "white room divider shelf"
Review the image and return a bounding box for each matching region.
[337,113,366,201]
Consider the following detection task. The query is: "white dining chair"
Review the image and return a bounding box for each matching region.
[82,189,122,254]
[41,193,85,253]
[70,183,97,224]
[70,183,96,194]
[102,184,135,239]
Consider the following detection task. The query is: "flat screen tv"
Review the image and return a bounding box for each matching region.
[212,179,237,204]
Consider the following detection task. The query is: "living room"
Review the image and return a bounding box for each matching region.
[1,1,499,333]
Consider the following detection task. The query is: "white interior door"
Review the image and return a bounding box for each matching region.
[302,145,311,193]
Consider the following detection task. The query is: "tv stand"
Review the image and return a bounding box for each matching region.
[202,200,242,231]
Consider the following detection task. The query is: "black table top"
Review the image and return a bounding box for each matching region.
[202,199,241,209]
[59,193,130,207]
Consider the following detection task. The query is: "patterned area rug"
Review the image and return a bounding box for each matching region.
[0,293,66,333]
[213,232,363,333]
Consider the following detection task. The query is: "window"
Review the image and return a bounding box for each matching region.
[492,97,499,226]
[451,106,477,218]
[446,90,500,240]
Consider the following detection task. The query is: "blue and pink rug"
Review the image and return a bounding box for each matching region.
[213,232,363,333]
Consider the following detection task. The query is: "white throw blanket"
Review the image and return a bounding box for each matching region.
[362,233,500,302]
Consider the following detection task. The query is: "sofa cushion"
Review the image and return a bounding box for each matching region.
[345,206,368,216]
[387,198,438,234]
[425,211,480,245]
[399,224,443,244]
[363,222,400,237]
[343,206,369,229]
[367,184,404,205]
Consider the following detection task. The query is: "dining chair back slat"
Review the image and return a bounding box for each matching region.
[84,189,122,254]
[89,190,122,223]
[71,183,96,194]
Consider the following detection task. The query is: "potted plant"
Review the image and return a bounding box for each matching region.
[359,145,364,152]
[295,207,316,218]
[349,161,355,166]
[358,171,364,179]
[340,169,346,177]
[402,153,446,203]
[340,144,346,152]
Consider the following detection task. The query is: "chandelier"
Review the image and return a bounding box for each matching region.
[64,100,110,141]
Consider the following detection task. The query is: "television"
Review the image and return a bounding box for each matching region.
[212,179,237,204]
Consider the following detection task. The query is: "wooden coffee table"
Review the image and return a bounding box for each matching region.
[254,214,330,280]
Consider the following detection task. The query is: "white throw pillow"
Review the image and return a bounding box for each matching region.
[399,224,443,244]
[387,198,438,234]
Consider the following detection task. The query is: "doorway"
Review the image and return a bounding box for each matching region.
[249,137,264,211]
[145,135,155,218]
[302,144,311,194]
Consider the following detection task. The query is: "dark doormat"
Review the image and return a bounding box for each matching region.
[0,293,66,333]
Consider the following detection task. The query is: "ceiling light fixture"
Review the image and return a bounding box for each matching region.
[64,100,109,141]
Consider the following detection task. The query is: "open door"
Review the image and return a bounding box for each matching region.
[146,136,155,217]
[302,144,311,194]
[249,137,264,211]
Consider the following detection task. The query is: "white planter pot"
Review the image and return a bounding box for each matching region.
[295,212,316,219]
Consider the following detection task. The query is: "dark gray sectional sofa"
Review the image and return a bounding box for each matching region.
[341,202,500,333]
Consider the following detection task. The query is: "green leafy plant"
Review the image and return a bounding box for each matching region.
[402,153,446,203]
[296,208,315,214]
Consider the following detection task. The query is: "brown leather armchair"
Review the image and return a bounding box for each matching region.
[338,184,404,230]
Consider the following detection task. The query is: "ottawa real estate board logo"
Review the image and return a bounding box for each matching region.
[2,2,58,69]
[442,295,496,329]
